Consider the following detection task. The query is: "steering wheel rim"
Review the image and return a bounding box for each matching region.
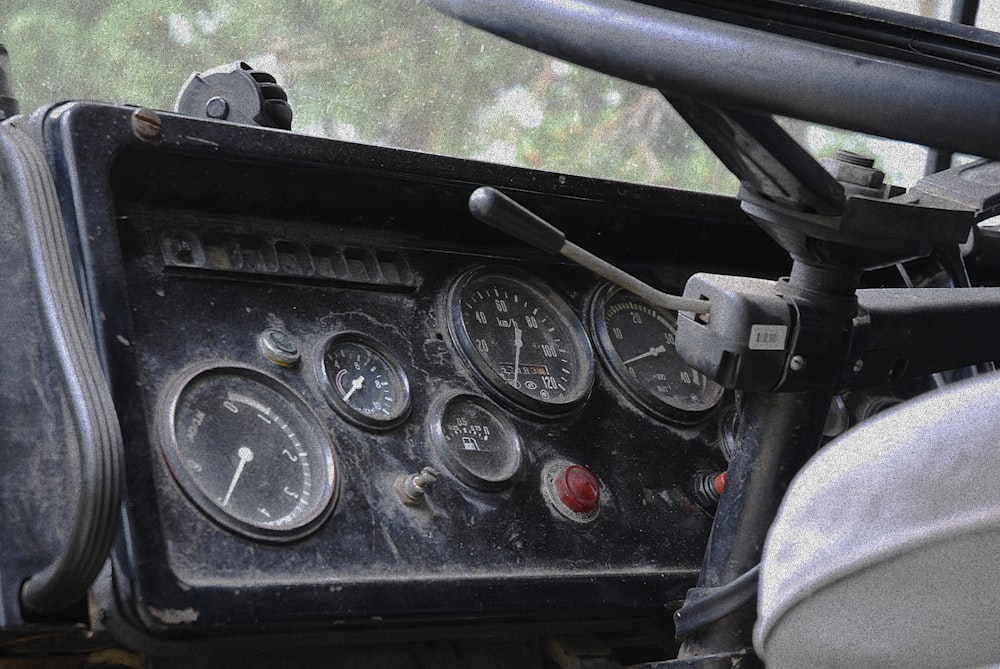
[427,0,1000,160]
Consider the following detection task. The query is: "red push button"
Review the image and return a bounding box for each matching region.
[554,464,600,514]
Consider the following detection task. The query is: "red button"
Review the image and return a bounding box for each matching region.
[554,465,600,514]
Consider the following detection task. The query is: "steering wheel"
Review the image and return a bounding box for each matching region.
[427,0,1000,161]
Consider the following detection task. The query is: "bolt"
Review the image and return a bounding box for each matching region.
[835,149,876,168]
[205,96,229,120]
[693,470,727,510]
[822,150,885,190]
[853,359,864,374]
[789,355,806,372]
[131,108,162,142]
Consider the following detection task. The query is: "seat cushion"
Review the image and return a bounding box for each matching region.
[754,372,1000,669]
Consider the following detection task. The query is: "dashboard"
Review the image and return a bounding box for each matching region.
[4,2,1000,665]
[2,100,799,660]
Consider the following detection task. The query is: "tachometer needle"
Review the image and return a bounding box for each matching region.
[342,375,365,402]
[623,345,668,365]
[511,324,523,388]
[221,446,254,507]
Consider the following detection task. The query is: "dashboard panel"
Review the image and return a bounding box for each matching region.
[25,101,794,649]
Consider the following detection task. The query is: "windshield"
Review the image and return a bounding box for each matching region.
[2,0,995,193]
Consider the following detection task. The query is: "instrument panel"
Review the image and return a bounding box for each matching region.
[150,261,728,546]
[36,101,791,646]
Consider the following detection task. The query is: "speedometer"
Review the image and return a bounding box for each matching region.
[448,266,594,417]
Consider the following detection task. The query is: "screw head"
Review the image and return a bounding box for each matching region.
[852,359,864,374]
[789,355,807,372]
[131,108,162,142]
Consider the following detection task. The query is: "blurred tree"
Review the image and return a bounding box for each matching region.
[2,0,970,192]
[0,0,738,192]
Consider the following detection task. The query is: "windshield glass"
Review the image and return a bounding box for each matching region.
[1,0,994,193]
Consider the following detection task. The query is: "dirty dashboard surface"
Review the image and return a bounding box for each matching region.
[32,101,795,653]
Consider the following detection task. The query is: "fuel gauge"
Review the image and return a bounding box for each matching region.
[431,394,522,491]
[592,284,724,424]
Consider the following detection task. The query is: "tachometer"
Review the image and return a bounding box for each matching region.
[448,266,594,417]
[592,284,724,424]
[159,365,338,542]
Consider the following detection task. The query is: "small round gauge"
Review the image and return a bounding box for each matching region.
[448,266,595,417]
[319,334,411,430]
[592,284,724,424]
[160,365,338,542]
[431,394,522,491]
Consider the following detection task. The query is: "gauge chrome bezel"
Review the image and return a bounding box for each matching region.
[447,265,595,418]
[317,332,412,431]
[157,363,338,543]
[428,393,523,492]
[590,283,724,425]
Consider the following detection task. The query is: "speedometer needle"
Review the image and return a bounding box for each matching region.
[511,324,523,388]
[221,446,254,507]
[623,345,668,365]
[342,375,364,402]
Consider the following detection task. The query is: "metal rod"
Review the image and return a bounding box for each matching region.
[428,0,1000,160]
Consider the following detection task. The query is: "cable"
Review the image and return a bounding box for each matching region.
[672,565,761,639]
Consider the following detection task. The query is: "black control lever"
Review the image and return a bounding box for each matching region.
[469,186,711,314]
[469,186,1000,393]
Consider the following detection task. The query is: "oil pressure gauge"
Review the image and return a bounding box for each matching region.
[592,284,724,424]
[160,365,338,542]
[319,334,411,430]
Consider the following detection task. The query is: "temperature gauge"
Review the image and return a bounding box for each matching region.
[591,284,724,424]
[431,394,522,491]
[320,334,411,430]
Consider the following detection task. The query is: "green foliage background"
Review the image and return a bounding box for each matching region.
[0,0,740,193]
[2,0,960,190]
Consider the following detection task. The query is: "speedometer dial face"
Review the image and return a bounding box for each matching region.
[449,267,594,417]
[592,285,724,424]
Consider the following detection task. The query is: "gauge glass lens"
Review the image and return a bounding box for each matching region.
[594,286,724,423]
[320,334,411,430]
[163,366,337,541]
[450,267,594,416]
[433,395,522,491]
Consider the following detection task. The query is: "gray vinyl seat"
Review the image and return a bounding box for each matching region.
[754,372,1000,669]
